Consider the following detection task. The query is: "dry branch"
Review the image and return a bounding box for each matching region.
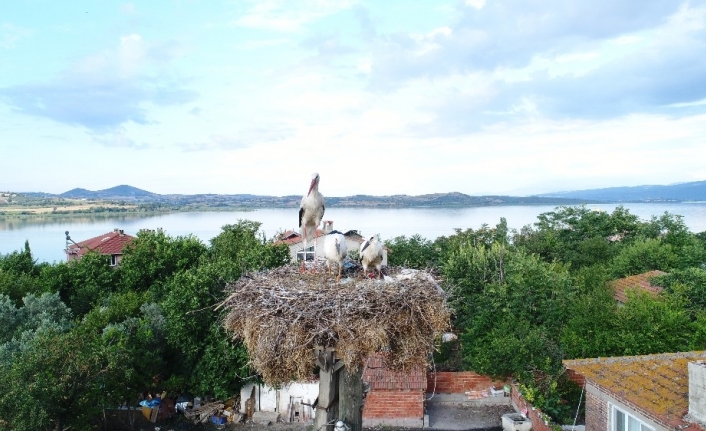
[219,266,450,385]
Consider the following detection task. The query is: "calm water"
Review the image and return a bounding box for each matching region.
[2,203,706,264]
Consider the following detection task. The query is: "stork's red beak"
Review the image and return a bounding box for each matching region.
[307,179,316,196]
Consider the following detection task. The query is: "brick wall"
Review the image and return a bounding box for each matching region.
[362,390,424,428]
[427,371,494,394]
[510,382,553,431]
[566,369,586,387]
[585,390,607,430]
[363,390,424,418]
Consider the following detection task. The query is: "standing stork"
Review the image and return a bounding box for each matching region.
[360,235,384,279]
[299,173,325,271]
[324,232,348,282]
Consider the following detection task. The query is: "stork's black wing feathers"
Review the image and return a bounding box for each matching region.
[298,207,304,229]
[321,204,325,220]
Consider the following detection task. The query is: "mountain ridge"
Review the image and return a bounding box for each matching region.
[16,180,706,207]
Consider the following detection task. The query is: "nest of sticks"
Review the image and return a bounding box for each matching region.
[219,265,450,385]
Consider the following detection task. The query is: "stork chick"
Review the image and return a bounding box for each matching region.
[360,235,384,279]
[324,233,348,282]
[299,173,325,271]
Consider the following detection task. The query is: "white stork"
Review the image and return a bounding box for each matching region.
[360,235,384,279]
[299,172,325,270]
[324,232,348,282]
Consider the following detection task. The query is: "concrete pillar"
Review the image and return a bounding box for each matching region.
[688,361,706,423]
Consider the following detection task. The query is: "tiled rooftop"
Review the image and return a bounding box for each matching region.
[67,230,136,257]
[564,351,706,430]
[609,270,666,303]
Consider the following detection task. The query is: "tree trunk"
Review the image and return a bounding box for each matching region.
[338,365,364,431]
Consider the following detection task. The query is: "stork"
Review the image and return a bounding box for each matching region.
[324,232,348,282]
[299,172,325,271]
[360,235,384,279]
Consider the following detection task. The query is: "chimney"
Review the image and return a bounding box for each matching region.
[689,361,706,423]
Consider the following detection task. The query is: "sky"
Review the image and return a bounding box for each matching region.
[1,1,705,197]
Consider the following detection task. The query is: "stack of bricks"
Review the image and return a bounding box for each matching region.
[465,389,490,400]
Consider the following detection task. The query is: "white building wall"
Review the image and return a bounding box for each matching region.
[240,381,319,420]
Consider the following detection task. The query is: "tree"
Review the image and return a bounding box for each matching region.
[384,234,438,269]
[118,229,207,296]
[38,253,119,318]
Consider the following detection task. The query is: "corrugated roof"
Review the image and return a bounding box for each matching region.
[68,230,136,257]
[363,356,426,391]
[564,351,706,430]
[609,270,666,303]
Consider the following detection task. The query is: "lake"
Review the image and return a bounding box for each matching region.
[2,203,706,264]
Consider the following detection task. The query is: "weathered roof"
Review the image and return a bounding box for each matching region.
[67,230,136,257]
[363,355,427,391]
[276,229,367,246]
[609,270,666,303]
[564,351,706,430]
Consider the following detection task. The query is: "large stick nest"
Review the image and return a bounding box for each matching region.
[219,265,450,385]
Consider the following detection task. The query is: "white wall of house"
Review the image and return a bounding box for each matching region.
[287,235,388,266]
[240,382,319,420]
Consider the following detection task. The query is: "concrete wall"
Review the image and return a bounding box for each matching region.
[689,361,706,423]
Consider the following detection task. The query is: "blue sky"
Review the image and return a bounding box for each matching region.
[1,0,705,197]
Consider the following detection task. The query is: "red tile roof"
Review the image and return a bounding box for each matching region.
[609,270,666,303]
[363,355,426,391]
[564,351,706,430]
[67,230,136,257]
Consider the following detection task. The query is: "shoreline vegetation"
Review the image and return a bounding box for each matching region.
[1,188,600,219]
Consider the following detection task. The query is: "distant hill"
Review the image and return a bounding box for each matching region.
[32,185,594,208]
[60,185,158,200]
[26,180,706,208]
[536,180,706,202]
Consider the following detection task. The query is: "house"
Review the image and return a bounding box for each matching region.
[65,228,136,266]
[276,220,388,266]
[564,351,706,431]
[609,270,667,304]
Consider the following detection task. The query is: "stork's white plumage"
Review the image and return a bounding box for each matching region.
[360,235,384,279]
[298,173,325,270]
[324,233,348,281]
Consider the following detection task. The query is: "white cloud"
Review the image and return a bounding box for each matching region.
[232,0,356,32]
[465,0,486,10]
[0,23,32,49]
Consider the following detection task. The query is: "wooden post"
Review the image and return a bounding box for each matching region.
[338,364,364,431]
[314,347,343,430]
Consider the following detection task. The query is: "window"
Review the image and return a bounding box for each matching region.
[613,406,653,431]
[110,254,118,266]
[296,246,315,262]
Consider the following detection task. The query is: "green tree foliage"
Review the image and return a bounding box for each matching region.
[0,327,129,431]
[0,241,41,304]
[384,234,439,269]
[513,206,641,269]
[38,252,119,318]
[118,229,207,296]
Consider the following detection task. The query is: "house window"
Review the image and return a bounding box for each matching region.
[296,246,315,262]
[110,254,118,266]
[612,406,653,431]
